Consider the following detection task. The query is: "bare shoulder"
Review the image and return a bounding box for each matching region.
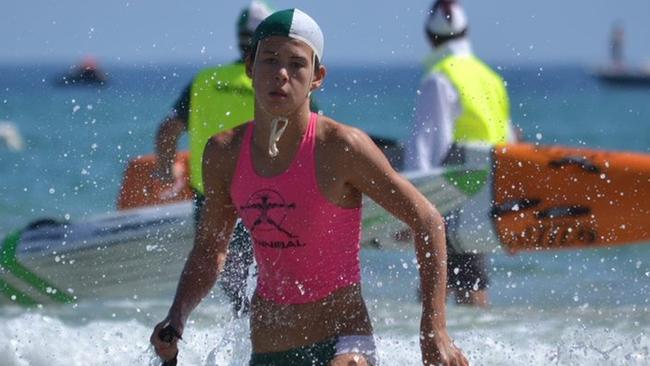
[316,115,395,187]
[317,115,375,155]
[203,123,248,184]
[207,124,247,153]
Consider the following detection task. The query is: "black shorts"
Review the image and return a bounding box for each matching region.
[249,336,378,366]
[446,252,490,292]
[249,338,337,366]
[444,210,489,293]
[192,189,205,225]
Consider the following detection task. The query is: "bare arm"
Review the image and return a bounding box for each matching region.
[151,136,239,360]
[155,116,186,182]
[155,84,191,181]
[342,128,467,366]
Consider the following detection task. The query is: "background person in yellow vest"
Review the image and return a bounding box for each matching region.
[406,0,519,307]
[154,1,273,316]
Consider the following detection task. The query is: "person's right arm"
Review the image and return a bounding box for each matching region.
[150,135,239,361]
[155,84,191,183]
[405,74,457,170]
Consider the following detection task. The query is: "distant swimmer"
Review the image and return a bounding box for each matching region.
[151,8,468,366]
[405,0,519,307]
[0,121,25,151]
[55,56,108,86]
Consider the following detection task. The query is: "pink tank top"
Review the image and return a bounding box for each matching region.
[230,113,362,304]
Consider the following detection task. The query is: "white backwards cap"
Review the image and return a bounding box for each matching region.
[252,8,324,62]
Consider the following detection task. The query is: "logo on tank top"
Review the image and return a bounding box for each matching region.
[240,189,306,248]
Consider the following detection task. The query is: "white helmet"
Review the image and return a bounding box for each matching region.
[426,0,468,38]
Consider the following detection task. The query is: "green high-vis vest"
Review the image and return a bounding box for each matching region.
[188,63,254,193]
[432,55,511,144]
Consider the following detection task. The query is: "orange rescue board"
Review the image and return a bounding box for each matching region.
[492,144,650,253]
[117,152,193,210]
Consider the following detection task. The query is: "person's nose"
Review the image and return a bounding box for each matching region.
[274,65,289,83]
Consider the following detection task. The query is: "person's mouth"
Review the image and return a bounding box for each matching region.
[269,90,288,98]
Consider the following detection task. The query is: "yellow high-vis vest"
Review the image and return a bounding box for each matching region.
[188,63,254,193]
[431,55,511,144]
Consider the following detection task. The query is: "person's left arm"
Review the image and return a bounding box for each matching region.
[155,83,191,183]
[340,128,467,366]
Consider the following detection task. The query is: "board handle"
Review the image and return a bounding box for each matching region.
[491,198,541,217]
[548,156,600,174]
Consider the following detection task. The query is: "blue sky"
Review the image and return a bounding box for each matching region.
[2,0,650,67]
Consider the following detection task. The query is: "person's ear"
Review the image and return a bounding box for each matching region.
[245,54,254,79]
[310,65,326,92]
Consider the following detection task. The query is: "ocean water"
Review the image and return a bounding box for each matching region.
[1,62,650,365]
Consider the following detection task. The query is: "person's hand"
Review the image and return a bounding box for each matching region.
[150,318,183,362]
[153,160,186,200]
[420,326,468,366]
[153,163,175,185]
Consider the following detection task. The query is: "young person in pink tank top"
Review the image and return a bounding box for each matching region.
[152,8,468,366]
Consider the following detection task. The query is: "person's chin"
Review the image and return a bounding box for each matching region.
[260,100,295,116]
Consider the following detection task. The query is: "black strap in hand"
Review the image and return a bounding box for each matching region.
[159,325,182,366]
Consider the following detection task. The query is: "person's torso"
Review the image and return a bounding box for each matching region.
[230,113,362,304]
[249,284,372,353]
[431,54,510,144]
[188,63,254,192]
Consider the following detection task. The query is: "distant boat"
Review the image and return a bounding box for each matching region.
[595,23,650,86]
[54,57,108,87]
[594,66,650,86]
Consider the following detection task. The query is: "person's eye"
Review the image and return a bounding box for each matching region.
[291,61,306,69]
[263,57,278,65]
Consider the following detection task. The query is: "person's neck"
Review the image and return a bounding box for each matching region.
[252,102,312,157]
[425,37,473,68]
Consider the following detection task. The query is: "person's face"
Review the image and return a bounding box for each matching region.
[248,36,323,116]
[238,32,253,57]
